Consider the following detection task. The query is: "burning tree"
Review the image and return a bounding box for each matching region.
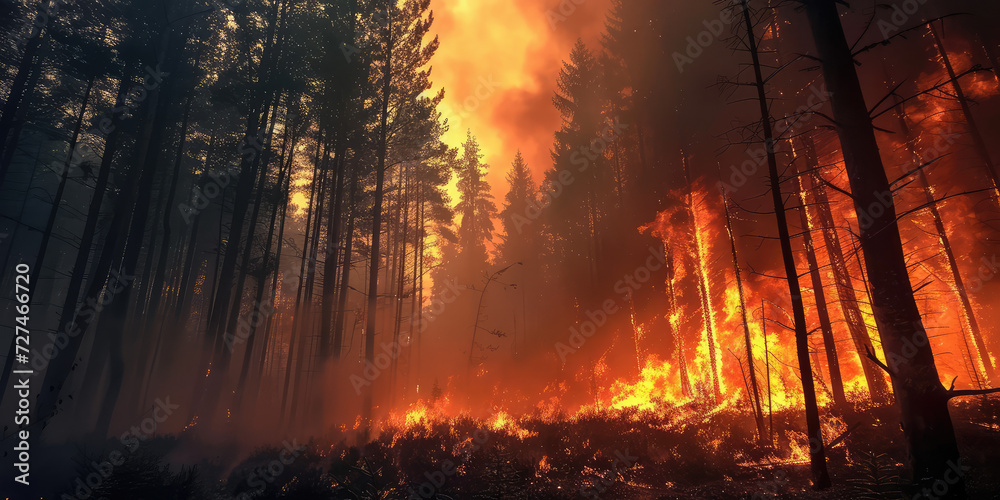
[801,0,1000,495]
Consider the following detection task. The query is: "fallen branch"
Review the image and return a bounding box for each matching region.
[827,421,862,449]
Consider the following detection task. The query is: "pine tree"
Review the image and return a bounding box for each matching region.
[454,130,497,276]
[499,150,537,263]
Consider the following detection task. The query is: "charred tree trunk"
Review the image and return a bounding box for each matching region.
[720,183,766,439]
[803,1,970,494]
[681,152,721,403]
[893,100,992,386]
[798,133,891,403]
[791,152,847,408]
[742,1,830,487]
[928,21,1000,199]
[362,16,394,438]
[665,246,691,398]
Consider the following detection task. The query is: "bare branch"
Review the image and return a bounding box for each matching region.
[864,346,892,375]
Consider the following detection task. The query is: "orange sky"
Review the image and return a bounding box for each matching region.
[429,0,612,212]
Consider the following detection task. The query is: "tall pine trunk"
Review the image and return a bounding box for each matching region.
[798,132,891,403]
[893,100,990,387]
[720,184,766,439]
[803,1,967,494]
[791,151,846,407]
[681,152,721,403]
[741,0,830,487]
[362,16,394,438]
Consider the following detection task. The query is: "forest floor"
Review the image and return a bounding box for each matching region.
[14,397,1000,499]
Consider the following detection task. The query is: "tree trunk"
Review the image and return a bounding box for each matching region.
[803,1,964,494]
[333,159,358,361]
[928,21,1000,199]
[235,107,294,409]
[0,33,46,187]
[92,33,180,436]
[798,132,891,403]
[791,151,847,408]
[681,152,721,403]
[29,75,95,289]
[280,129,324,418]
[289,133,331,423]
[362,17,394,438]
[665,246,691,398]
[893,100,991,387]
[742,1,830,487]
[720,182,766,439]
[251,117,298,404]
[0,7,48,183]
[320,127,347,362]
[129,68,199,410]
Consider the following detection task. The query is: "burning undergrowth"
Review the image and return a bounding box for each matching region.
[44,397,1000,499]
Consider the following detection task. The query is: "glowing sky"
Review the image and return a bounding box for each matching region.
[429,0,612,211]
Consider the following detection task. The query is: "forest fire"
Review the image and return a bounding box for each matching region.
[3,0,1000,498]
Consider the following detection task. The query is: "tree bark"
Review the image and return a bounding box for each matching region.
[742,1,830,487]
[681,152,721,403]
[798,132,891,403]
[791,152,847,408]
[720,182,766,439]
[803,1,964,494]
[362,14,394,438]
[893,100,991,387]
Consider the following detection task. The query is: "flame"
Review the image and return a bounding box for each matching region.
[336,50,1000,460]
